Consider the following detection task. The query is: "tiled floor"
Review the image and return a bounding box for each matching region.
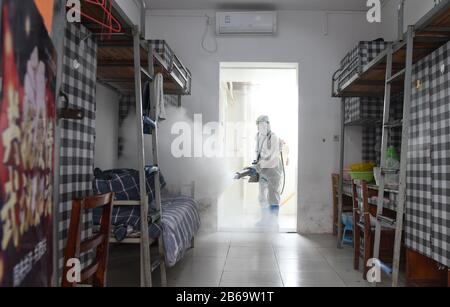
[107,232,405,287]
[219,214,297,233]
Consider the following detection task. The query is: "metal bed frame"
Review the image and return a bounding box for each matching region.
[332,0,450,287]
[52,0,193,287]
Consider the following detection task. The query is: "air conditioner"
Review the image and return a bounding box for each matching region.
[216,11,277,35]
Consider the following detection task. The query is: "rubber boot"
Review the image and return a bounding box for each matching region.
[268,205,280,230]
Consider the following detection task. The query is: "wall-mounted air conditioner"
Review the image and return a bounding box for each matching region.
[216,11,277,35]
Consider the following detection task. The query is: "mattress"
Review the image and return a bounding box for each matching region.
[93,196,201,267]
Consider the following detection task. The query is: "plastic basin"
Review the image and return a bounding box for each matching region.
[349,171,374,183]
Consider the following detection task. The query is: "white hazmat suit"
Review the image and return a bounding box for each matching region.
[255,116,284,227]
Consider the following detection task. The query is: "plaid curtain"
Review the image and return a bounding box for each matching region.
[57,23,97,278]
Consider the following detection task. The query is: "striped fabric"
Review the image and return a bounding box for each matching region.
[93,196,201,267]
[160,197,201,267]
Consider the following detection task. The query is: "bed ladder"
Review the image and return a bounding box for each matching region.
[132,26,167,287]
[372,25,414,287]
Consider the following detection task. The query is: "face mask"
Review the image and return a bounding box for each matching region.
[258,122,269,135]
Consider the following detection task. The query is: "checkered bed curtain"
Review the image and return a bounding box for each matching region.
[406,41,449,267]
[148,40,191,94]
[362,127,379,163]
[344,97,383,126]
[339,40,388,88]
[360,94,403,164]
[58,23,98,275]
[428,41,449,266]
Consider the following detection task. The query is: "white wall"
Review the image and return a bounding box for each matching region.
[95,84,119,170]
[379,0,437,40]
[146,10,379,233]
[115,0,141,30]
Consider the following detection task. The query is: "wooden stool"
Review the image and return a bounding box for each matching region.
[62,193,114,287]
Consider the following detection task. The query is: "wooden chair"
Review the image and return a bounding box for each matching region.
[331,174,340,236]
[352,180,395,280]
[331,174,353,236]
[62,193,114,287]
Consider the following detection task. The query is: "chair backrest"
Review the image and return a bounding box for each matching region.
[331,174,339,206]
[351,180,371,227]
[62,193,114,287]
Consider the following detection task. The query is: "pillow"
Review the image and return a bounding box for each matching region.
[93,168,166,210]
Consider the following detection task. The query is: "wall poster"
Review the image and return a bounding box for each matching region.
[0,0,56,287]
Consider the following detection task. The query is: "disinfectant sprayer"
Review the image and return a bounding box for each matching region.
[234,151,286,195]
[234,162,260,183]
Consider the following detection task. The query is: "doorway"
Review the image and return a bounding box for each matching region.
[218,62,299,232]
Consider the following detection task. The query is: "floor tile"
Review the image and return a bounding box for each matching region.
[227,246,275,259]
[191,245,230,258]
[221,271,283,285]
[106,232,407,288]
[170,265,223,285]
[316,247,354,261]
[275,247,324,260]
[224,257,278,272]
[302,235,339,248]
[281,271,346,287]
[196,232,232,244]
[219,281,283,287]
[277,258,334,273]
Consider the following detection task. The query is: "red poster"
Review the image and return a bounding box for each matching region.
[0,0,56,287]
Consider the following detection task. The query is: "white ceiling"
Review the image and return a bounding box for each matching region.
[144,0,370,11]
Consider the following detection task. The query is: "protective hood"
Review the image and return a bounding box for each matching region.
[256,115,271,136]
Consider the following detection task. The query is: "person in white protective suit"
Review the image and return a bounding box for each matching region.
[254,115,287,228]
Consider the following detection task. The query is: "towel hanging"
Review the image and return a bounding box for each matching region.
[153,73,167,121]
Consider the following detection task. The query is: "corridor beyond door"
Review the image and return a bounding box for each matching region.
[218,63,299,233]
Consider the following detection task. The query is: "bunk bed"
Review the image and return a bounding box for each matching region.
[332,1,450,287]
[77,1,199,286]
[332,3,450,98]
[96,38,191,97]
